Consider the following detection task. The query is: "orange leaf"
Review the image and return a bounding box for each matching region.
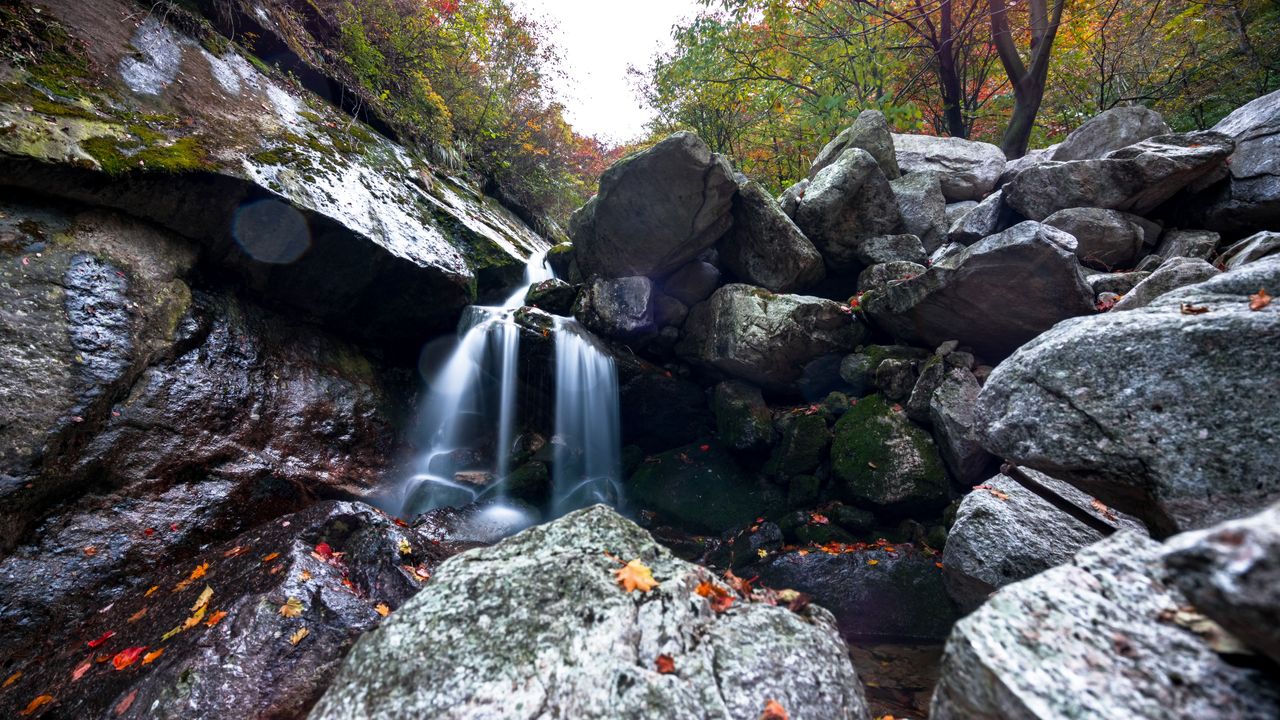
[1090,498,1119,522]
[809,513,829,525]
[298,570,313,582]
[144,586,158,598]
[614,559,658,593]
[223,545,248,558]
[142,648,164,665]
[3,671,21,688]
[111,647,146,671]
[1249,288,1272,311]
[1180,303,1210,315]
[759,698,789,720]
[279,597,304,618]
[20,694,54,716]
[127,608,147,623]
[173,561,210,591]
[288,626,310,645]
[655,654,675,674]
[114,689,137,716]
[374,603,390,617]
[261,552,280,563]
[83,545,97,556]
[710,594,734,613]
[205,610,228,627]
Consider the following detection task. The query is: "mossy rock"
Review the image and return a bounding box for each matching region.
[766,413,831,477]
[831,395,948,516]
[713,380,773,450]
[787,474,822,509]
[504,461,550,504]
[627,442,786,534]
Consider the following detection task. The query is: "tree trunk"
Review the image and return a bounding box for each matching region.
[938,0,969,137]
[989,0,1066,159]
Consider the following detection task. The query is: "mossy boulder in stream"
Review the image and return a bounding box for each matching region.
[831,395,948,516]
[628,442,786,533]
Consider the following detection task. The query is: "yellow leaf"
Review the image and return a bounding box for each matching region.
[756,548,768,558]
[191,586,213,613]
[398,539,412,555]
[374,603,390,617]
[867,559,879,566]
[614,559,659,593]
[288,627,309,645]
[3,671,21,688]
[279,597,304,618]
[144,585,158,597]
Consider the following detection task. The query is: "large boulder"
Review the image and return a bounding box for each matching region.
[891,134,1005,201]
[891,171,950,252]
[1005,132,1235,220]
[0,501,447,720]
[1050,106,1172,161]
[629,442,786,533]
[311,505,873,720]
[930,531,1280,719]
[1151,229,1221,264]
[1178,88,1280,234]
[570,132,737,279]
[977,256,1280,534]
[1162,503,1280,665]
[1111,257,1220,311]
[794,148,903,271]
[942,470,1141,613]
[1043,207,1158,270]
[719,181,825,292]
[810,109,900,180]
[713,380,774,450]
[662,260,722,306]
[677,284,864,393]
[574,276,657,339]
[928,366,993,486]
[864,222,1095,361]
[1216,230,1280,270]
[831,395,948,516]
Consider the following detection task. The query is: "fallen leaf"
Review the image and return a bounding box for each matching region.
[191,586,214,613]
[655,654,675,674]
[809,513,829,525]
[20,694,54,716]
[261,552,280,563]
[723,570,754,595]
[114,689,136,716]
[695,581,729,599]
[759,698,789,720]
[71,661,91,680]
[1090,498,1119,522]
[972,484,1010,501]
[142,648,164,665]
[111,646,146,671]
[279,597,304,618]
[614,559,659,593]
[173,561,210,591]
[87,631,115,648]
[3,671,21,688]
[127,608,147,623]
[83,545,97,557]
[867,559,879,566]
[299,570,313,582]
[162,586,213,640]
[699,444,710,452]
[223,545,248,558]
[314,542,334,559]
[397,539,412,555]
[756,548,768,558]
[374,603,390,617]
[710,594,734,613]
[288,627,309,645]
[144,586,158,598]
[205,610,228,627]
[1249,288,1272,311]
[1180,302,1210,315]
[143,528,155,538]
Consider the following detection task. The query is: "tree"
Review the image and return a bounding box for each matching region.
[987,0,1066,158]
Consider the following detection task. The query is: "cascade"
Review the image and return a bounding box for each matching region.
[398,251,623,527]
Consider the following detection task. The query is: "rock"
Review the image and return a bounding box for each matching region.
[0,501,449,720]
[905,355,947,422]
[864,222,1095,360]
[311,505,873,720]
[620,371,715,452]
[1179,88,1280,234]
[1162,503,1280,665]
[976,256,1280,534]
[1043,207,1157,270]
[677,284,864,393]
[874,358,919,402]
[795,148,903,271]
[891,172,950,252]
[944,200,978,226]
[998,146,1054,185]
[570,132,737,278]
[546,242,578,279]
[1215,230,1280,270]
[811,109,901,180]
[788,475,823,509]
[778,178,810,218]
[524,277,577,315]
[1153,229,1220,263]
[719,181,826,292]
[1050,106,1172,161]
[929,531,1280,720]
[928,367,993,486]
[1086,270,1150,297]
[766,413,831,477]
[713,380,774,450]
[839,345,928,398]
[855,260,927,294]
[752,545,958,641]
[941,471,1142,613]
[574,276,656,339]
[892,134,1006,201]
[854,234,929,266]
[663,260,722,306]
[831,395,948,516]
[946,189,1013,245]
[1005,131,1235,220]
[629,442,786,533]
[1111,257,1220,311]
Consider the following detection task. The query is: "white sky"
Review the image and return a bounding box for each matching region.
[510,0,706,143]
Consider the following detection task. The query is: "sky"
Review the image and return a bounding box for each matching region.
[509,0,706,143]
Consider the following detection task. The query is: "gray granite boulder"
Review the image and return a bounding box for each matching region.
[719,181,825,292]
[1043,207,1158,270]
[854,234,928,266]
[1050,106,1172,161]
[947,190,1014,245]
[663,260,721,306]
[1111,257,1220,311]
[574,276,656,339]
[1216,230,1280,270]
[928,367,993,486]
[892,134,1006,201]
[778,178,809,218]
[810,109,900,180]
[891,171,950,251]
[795,148,902,270]
[1179,88,1280,234]
[831,395,948,516]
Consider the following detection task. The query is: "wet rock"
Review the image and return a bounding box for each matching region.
[523,277,577,315]
[811,109,901,180]
[629,442,786,533]
[831,395,948,516]
[663,260,722,306]
[1178,88,1280,234]
[905,355,947,423]
[891,172,949,252]
[620,371,715,452]
[892,134,1005,201]
[795,148,903,271]
[976,256,1280,534]
[0,501,447,720]
[677,284,864,393]
[874,357,918,402]
[1162,503,1280,665]
[1216,230,1280,270]
[574,276,657,339]
[930,531,1280,720]
[928,367,993,486]
[855,234,928,266]
[1005,131,1235,220]
[312,505,873,720]
[411,502,541,547]
[840,345,930,398]
[864,222,1095,360]
[713,380,774,450]
[546,242,578,279]
[654,293,689,328]
[1050,106,1172,161]
[941,471,1142,613]
[571,132,737,278]
[946,189,1014,245]
[1043,207,1158,270]
[719,181,826,292]
[1111,257,1220,311]
[766,413,832,477]
[752,545,957,641]
[787,475,823,509]
[944,200,978,227]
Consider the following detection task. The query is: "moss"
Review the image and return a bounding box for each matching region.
[831,394,947,513]
[82,133,213,175]
[766,413,831,477]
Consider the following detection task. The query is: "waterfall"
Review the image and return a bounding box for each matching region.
[398,251,623,529]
